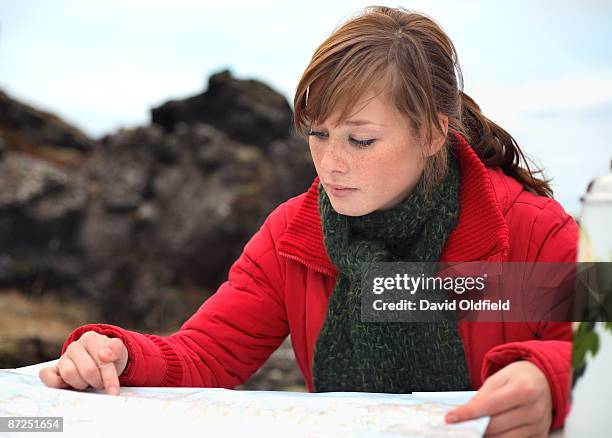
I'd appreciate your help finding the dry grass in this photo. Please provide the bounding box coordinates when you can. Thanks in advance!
[0,289,97,343]
[0,289,100,367]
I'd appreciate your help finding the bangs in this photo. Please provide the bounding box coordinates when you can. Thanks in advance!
[295,60,425,141]
[296,53,394,136]
[292,6,444,146]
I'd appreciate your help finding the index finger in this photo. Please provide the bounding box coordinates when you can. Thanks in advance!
[98,359,120,396]
[446,382,522,422]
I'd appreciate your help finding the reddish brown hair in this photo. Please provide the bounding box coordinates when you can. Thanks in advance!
[293,5,552,196]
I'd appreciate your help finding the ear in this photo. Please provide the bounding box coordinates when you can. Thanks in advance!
[425,113,449,157]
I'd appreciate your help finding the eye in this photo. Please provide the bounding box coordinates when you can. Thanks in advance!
[306,128,327,139]
[349,137,376,148]
[308,129,376,148]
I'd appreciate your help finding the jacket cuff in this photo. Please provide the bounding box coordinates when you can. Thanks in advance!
[61,323,183,387]
[480,340,571,431]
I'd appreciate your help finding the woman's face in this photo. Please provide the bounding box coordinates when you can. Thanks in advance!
[308,90,428,216]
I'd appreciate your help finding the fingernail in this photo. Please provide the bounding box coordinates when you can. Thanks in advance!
[108,386,118,396]
[446,414,458,423]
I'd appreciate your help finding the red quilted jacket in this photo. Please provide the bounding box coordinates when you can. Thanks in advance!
[62,132,578,430]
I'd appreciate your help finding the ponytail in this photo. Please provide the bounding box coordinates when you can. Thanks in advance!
[458,91,553,197]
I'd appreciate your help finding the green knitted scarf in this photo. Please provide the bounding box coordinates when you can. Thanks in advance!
[312,153,470,393]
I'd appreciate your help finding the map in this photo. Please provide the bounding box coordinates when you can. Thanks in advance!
[0,360,489,437]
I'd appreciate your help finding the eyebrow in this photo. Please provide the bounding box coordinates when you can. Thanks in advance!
[343,119,387,127]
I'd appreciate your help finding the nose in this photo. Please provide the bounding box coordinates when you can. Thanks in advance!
[319,139,349,174]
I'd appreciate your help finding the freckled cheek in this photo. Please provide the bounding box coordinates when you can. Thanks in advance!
[353,156,395,192]
[359,153,417,195]
[308,142,316,158]
[308,143,323,170]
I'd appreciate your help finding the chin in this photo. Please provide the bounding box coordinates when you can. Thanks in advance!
[329,200,372,217]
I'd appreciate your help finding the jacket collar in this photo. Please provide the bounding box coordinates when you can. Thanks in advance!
[277,131,510,276]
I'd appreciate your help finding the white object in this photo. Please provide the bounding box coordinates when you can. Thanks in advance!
[577,159,612,262]
[1,360,488,438]
[565,160,612,437]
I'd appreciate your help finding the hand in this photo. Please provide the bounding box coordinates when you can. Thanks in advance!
[445,360,552,437]
[39,331,129,396]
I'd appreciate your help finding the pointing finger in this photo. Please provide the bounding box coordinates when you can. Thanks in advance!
[99,362,120,395]
[446,381,520,423]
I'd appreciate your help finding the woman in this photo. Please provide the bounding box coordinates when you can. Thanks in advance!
[40,6,577,437]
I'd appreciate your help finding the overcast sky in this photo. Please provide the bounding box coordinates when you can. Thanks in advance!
[1,0,611,214]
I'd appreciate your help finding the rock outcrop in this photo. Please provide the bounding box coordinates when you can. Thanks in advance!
[0,90,95,166]
[152,69,294,148]
[0,69,313,391]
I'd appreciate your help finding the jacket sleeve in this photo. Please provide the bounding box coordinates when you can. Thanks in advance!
[61,204,290,389]
[481,199,578,431]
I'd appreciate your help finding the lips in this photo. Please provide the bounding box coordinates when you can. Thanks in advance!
[326,183,356,190]
[324,182,358,198]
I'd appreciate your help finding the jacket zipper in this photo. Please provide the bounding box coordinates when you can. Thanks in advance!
[278,251,335,277]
